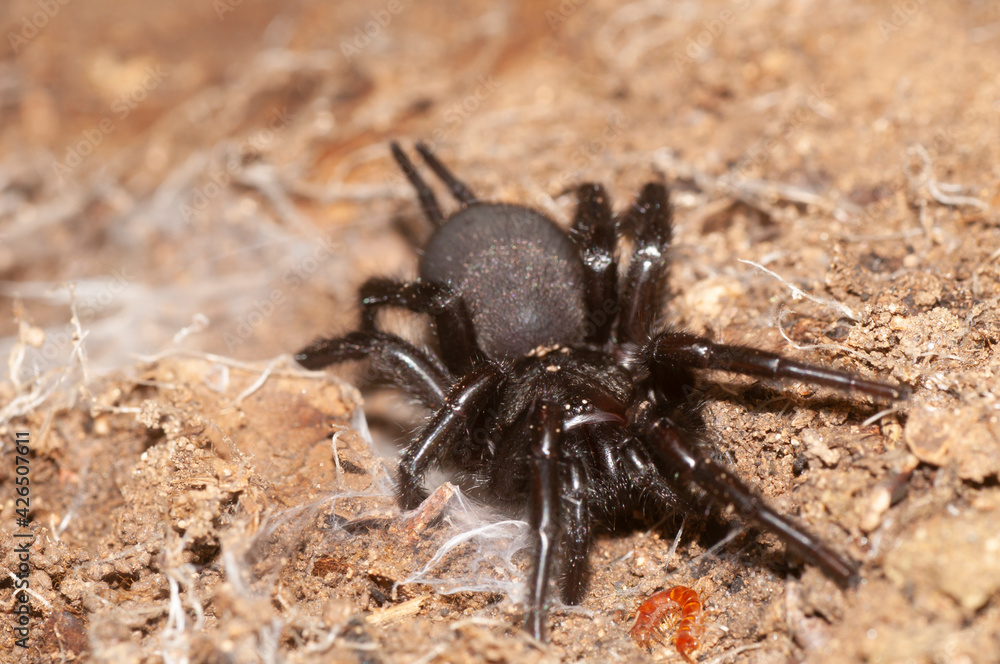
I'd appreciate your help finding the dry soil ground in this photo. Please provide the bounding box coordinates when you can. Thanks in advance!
[1,1,1000,663]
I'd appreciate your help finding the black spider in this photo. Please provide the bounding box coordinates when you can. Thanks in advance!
[295,142,908,640]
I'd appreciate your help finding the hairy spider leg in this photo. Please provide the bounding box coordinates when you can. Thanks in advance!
[524,400,563,641]
[357,277,481,375]
[616,434,680,504]
[568,183,618,346]
[396,362,505,509]
[295,330,453,409]
[484,397,593,608]
[415,142,479,206]
[557,456,591,605]
[519,414,687,639]
[618,183,673,346]
[649,331,909,401]
[391,141,447,226]
[645,415,858,586]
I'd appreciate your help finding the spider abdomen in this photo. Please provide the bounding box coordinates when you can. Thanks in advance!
[420,203,587,359]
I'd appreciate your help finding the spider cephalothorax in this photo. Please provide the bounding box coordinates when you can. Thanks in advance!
[296,142,908,640]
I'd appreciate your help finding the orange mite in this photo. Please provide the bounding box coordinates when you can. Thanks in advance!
[630,585,704,663]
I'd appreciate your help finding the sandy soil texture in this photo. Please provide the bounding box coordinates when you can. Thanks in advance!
[2,1,999,662]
